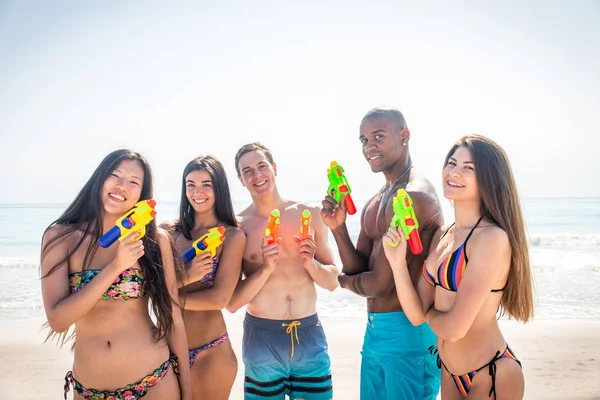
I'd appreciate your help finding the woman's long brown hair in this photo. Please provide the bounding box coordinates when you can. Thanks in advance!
[445,135,534,322]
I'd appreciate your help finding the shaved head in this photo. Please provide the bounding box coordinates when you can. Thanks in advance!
[361,107,407,131]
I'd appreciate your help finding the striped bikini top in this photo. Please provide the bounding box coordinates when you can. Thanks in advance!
[423,218,505,292]
[69,268,145,300]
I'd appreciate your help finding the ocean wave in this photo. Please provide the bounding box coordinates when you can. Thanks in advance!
[528,233,600,249]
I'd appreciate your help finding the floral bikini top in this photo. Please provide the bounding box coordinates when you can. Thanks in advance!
[69,268,145,300]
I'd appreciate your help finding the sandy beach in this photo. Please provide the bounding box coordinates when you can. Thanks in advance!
[1,314,598,400]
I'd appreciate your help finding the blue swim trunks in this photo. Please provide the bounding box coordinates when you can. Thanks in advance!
[243,313,333,400]
[360,311,440,400]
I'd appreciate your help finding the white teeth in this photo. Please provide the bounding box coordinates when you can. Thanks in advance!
[368,155,381,161]
[109,193,125,201]
[193,199,207,204]
[447,181,464,188]
[254,180,267,187]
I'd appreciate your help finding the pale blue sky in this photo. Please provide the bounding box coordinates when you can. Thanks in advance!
[1,1,598,206]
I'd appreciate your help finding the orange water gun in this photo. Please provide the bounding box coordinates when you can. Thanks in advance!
[264,209,280,244]
[299,209,311,240]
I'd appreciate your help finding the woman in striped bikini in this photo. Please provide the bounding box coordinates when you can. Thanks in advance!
[382,135,534,399]
[163,155,245,400]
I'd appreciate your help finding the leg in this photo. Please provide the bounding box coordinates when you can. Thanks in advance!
[242,318,288,400]
[359,349,384,400]
[190,339,238,400]
[289,321,333,400]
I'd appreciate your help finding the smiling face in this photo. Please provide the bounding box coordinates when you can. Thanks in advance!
[237,150,277,196]
[101,159,144,216]
[442,146,480,201]
[359,115,407,173]
[185,169,215,214]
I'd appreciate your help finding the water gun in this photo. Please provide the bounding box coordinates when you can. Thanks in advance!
[182,226,226,264]
[389,189,423,254]
[327,161,357,215]
[99,199,157,248]
[264,209,280,244]
[299,209,311,240]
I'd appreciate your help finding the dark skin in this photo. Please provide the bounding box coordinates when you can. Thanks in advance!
[321,113,443,312]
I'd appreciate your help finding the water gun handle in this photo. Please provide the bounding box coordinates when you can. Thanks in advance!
[345,195,357,215]
[182,247,197,264]
[407,229,423,255]
[99,226,122,248]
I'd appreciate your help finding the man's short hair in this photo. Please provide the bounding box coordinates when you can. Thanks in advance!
[361,106,407,130]
[234,142,275,176]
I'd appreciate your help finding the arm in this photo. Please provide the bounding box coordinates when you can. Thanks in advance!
[226,235,278,313]
[321,194,371,275]
[337,240,394,298]
[426,227,510,342]
[181,228,245,311]
[157,229,192,400]
[299,205,339,291]
[340,189,443,300]
[383,226,443,325]
[41,226,142,333]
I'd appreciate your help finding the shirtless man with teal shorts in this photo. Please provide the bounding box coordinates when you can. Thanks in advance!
[321,107,443,399]
[227,142,339,400]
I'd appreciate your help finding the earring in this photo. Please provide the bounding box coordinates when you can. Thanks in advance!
[402,142,407,146]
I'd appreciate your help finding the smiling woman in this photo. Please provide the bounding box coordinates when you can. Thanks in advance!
[39,149,192,400]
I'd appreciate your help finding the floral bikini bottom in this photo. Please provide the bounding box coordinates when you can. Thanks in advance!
[64,354,179,399]
[188,332,229,368]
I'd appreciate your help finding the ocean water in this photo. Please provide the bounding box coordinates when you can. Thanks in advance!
[1,198,599,321]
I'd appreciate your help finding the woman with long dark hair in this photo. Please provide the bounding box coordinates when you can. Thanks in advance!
[162,155,245,400]
[41,149,191,399]
[383,135,534,399]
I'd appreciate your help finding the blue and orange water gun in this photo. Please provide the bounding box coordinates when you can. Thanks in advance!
[264,209,280,245]
[182,226,226,264]
[99,199,157,248]
[390,189,423,254]
[327,161,357,215]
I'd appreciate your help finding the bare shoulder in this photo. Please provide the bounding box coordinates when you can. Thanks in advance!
[159,219,177,230]
[156,226,173,249]
[236,205,257,227]
[42,224,75,249]
[406,171,440,206]
[473,224,509,249]
[225,225,246,240]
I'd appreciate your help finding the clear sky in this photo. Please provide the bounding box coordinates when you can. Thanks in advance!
[0,1,598,206]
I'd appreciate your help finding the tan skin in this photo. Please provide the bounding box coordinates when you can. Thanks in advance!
[383,146,524,399]
[321,115,442,313]
[227,149,338,320]
[163,169,245,400]
[41,160,191,399]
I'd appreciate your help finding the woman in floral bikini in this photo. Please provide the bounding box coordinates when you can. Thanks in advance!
[163,155,245,400]
[41,149,191,399]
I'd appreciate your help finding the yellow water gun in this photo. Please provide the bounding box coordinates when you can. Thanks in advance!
[99,199,157,248]
[182,226,227,263]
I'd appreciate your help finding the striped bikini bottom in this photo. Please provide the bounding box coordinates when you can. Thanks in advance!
[430,345,521,398]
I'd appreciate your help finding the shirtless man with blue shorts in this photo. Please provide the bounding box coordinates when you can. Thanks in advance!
[227,142,339,400]
[321,107,443,399]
